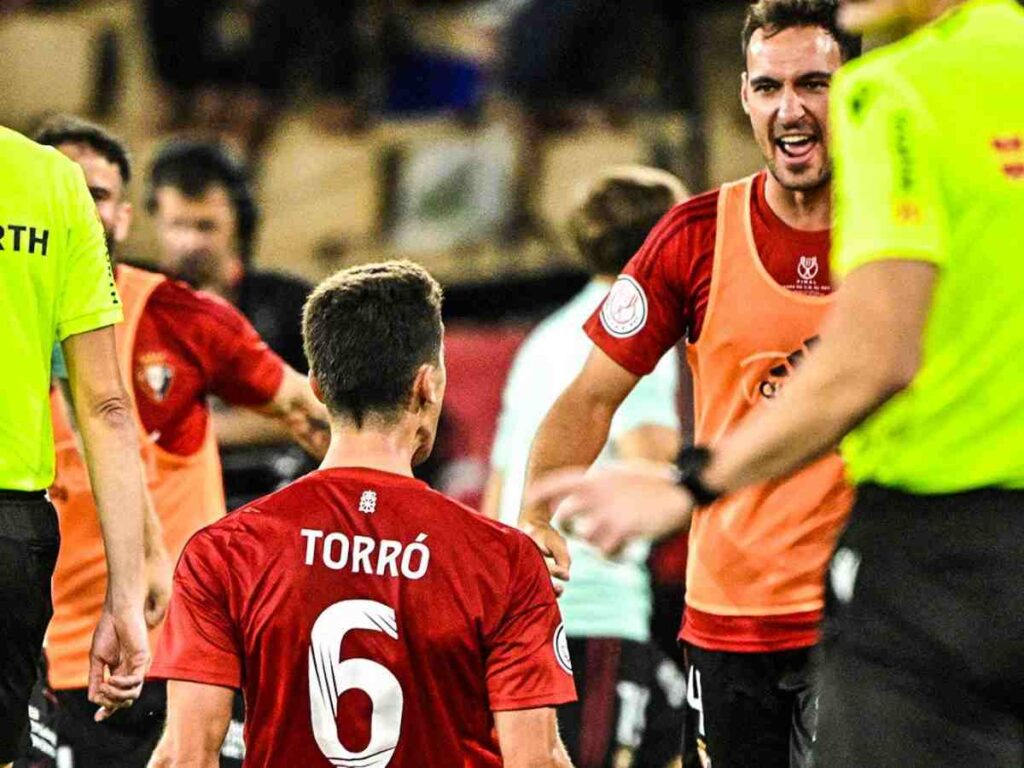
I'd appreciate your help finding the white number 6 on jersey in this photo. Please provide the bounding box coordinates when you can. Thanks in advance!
[309,599,404,767]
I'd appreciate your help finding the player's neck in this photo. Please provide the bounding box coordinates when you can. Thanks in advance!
[763,173,831,231]
[319,429,416,478]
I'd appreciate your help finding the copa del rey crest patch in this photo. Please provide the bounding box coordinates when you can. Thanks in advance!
[136,351,174,402]
[600,275,648,339]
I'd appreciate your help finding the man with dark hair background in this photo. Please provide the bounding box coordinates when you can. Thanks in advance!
[21,115,328,768]
[149,261,576,768]
[519,2,861,766]
[144,138,315,508]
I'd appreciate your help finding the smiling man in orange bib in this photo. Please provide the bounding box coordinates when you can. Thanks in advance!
[519,3,860,766]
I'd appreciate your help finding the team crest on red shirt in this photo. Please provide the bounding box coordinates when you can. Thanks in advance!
[600,276,648,339]
[797,256,819,282]
[136,352,174,402]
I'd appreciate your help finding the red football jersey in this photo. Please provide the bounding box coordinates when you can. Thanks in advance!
[151,467,576,767]
[130,275,285,455]
[583,170,832,375]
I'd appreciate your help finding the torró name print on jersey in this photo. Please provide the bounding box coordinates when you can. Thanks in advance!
[301,528,431,580]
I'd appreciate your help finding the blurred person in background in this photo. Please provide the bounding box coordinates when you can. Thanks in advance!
[483,166,685,768]
[501,0,698,240]
[520,2,861,767]
[21,115,328,768]
[142,0,383,149]
[145,138,316,509]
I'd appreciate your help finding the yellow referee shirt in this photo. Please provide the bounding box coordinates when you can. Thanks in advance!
[0,126,122,491]
[832,0,1024,492]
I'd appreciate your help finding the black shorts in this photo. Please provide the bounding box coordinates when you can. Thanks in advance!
[683,644,817,768]
[558,636,686,768]
[0,492,60,763]
[815,484,1024,767]
[18,674,247,768]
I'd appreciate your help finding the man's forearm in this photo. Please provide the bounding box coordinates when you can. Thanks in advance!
[76,394,146,605]
[256,368,331,459]
[521,390,614,525]
[213,407,292,448]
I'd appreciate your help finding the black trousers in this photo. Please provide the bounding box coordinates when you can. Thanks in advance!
[683,644,817,768]
[816,484,1024,767]
[0,493,59,763]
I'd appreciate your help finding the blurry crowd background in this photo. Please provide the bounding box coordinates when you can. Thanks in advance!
[0,0,812,665]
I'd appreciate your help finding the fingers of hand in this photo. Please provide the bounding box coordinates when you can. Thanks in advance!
[525,468,589,512]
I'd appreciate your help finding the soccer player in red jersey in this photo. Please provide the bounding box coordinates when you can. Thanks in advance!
[148,262,577,768]
[520,3,861,767]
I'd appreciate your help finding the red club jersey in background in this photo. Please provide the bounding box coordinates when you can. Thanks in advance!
[151,467,576,767]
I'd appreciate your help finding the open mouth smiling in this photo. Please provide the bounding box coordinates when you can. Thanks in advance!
[775,133,819,161]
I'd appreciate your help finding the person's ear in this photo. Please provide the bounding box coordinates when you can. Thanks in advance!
[308,370,325,404]
[740,71,752,116]
[412,363,442,411]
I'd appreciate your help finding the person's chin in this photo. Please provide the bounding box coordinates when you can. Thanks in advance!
[772,161,830,193]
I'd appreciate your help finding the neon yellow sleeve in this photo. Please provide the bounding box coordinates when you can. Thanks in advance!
[830,67,949,277]
[56,161,122,340]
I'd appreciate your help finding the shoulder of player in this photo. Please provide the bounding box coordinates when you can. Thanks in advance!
[147,279,252,331]
[650,190,719,243]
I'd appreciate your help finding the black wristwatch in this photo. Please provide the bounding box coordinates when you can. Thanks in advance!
[674,446,722,506]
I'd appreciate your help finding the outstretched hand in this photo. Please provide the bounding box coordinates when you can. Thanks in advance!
[526,461,695,557]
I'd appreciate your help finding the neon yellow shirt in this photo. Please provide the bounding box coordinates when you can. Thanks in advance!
[832,0,1024,493]
[0,126,122,490]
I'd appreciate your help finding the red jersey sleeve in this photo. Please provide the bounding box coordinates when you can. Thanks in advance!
[186,288,286,406]
[149,526,243,689]
[584,193,718,375]
[484,534,577,712]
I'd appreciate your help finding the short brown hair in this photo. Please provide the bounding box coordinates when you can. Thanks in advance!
[568,167,687,277]
[742,0,861,64]
[33,114,132,185]
[303,261,444,427]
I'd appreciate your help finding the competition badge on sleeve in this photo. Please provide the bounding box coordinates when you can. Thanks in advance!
[600,276,648,339]
[553,624,573,675]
